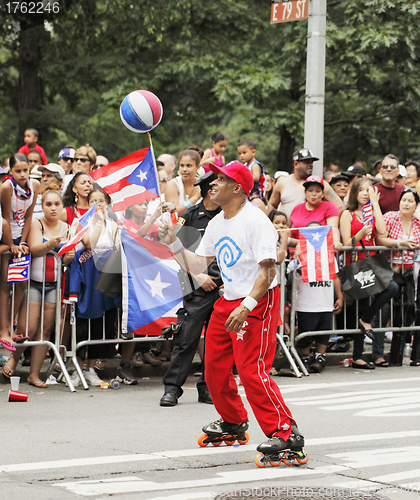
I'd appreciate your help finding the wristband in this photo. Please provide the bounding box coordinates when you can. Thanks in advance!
[184,200,193,209]
[20,241,28,246]
[168,238,183,253]
[241,295,258,312]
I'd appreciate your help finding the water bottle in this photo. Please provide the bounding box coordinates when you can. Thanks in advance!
[403,344,412,366]
[109,378,120,389]
[340,358,353,367]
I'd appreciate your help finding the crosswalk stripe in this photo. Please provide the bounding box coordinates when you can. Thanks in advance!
[3,430,420,473]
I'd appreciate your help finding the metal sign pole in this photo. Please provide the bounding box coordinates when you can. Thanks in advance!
[303,0,326,176]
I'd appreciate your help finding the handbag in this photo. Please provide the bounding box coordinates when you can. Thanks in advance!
[94,227,122,299]
[338,240,394,300]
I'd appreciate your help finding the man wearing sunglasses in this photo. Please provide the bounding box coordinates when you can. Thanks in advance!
[376,154,403,214]
[57,146,76,176]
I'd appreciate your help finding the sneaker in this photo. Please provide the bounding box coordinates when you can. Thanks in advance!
[143,350,162,366]
[310,353,326,373]
[116,364,138,385]
[66,370,81,388]
[131,352,144,367]
[120,331,134,340]
[84,368,103,386]
[95,359,105,370]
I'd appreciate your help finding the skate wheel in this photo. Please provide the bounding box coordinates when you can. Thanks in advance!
[296,450,309,465]
[224,435,235,446]
[254,453,267,468]
[198,434,209,447]
[269,458,282,467]
[237,432,250,445]
[283,454,295,465]
[211,440,222,446]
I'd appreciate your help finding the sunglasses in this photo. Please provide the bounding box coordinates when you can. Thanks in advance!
[382,165,397,170]
[62,157,75,162]
[74,157,91,163]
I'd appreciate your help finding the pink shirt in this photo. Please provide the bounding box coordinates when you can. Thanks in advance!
[290,201,339,238]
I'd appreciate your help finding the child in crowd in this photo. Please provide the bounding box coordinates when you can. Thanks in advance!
[268,210,290,264]
[237,138,267,200]
[2,185,74,385]
[18,128,47,165]
[0,153,40,351]
[294,222,343,373]
[200,132,227,172]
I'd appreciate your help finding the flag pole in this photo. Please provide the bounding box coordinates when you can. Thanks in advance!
[147,132,163,214]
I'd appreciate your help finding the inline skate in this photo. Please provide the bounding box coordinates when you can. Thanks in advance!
[198,419,250,447]
[255,422,308,467]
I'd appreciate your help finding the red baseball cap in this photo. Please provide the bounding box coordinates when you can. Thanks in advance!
[208,160,254,196]
[303,175,324,190]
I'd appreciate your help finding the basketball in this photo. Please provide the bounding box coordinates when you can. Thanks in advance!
[120,90,163,133]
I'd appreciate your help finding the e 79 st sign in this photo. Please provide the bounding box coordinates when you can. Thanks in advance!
[270,0,308,23]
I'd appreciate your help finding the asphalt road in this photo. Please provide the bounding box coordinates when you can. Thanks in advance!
[1,357,420,500]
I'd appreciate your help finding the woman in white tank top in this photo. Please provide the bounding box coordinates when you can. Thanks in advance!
[165,149,202,216]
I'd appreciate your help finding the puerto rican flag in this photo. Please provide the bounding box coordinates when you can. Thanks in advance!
[57,203,97,257]
[90,148,159,212]
[120,229,183,335]
[298,226,336,283]
[7,256,31,283]
[362,201,373,240]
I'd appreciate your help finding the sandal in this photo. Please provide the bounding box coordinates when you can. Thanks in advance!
[0,339,16,352]
[410,361,420,367]
[374,360,389,367]
[2,361,15,378]
[12,334,30,344]
[158,355,171,362]
[29,380,47,388]
[358,320,374,341]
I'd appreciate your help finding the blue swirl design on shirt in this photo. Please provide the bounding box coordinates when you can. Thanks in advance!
[214,237,243,282]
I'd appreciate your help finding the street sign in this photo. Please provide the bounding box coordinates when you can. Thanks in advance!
[270,0,308,23]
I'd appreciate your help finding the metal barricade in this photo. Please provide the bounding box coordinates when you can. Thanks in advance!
[280,245,420,376]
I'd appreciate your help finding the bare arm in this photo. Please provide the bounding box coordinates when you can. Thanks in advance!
[324,180,345,214]
[165,179,201,216]
[224,259,277,333]
[267,177,286,212]
[158,222,214,275]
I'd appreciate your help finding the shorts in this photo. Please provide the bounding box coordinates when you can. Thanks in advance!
[25,280,57,304]
[296,311,332,348]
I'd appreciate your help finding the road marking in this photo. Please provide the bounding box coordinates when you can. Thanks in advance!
[280,377,420,395]
[3,430,420,473]
[54,466,347,496]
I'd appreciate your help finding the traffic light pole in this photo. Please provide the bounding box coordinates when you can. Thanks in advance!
[303,0,326,176]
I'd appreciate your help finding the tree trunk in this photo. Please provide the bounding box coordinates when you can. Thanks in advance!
[17,22,44,149]
[276,125,296,173]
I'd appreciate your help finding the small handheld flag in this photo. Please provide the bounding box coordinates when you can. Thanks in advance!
[57,203,97,257]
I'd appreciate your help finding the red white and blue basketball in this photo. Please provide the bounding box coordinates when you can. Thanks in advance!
[120,90,163,133]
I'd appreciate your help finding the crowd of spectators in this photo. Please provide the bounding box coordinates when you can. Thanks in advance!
[0,129,419,396]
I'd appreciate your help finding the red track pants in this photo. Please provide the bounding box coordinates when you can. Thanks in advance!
[205,287,294,439]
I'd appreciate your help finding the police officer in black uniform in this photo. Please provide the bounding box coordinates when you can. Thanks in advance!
[160,172,222,406]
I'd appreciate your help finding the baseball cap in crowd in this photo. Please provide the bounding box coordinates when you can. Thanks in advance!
[209,160,254,196]
[303,175,324,190]
[343,164,366,177]
[57,147,75,162]
[39,163,66,180]
[194,171,217,195]
[292,148,319,162]
[329,174,350,186]
[29,165,43,180]
[274,171,289,179]
[398,165,407,178]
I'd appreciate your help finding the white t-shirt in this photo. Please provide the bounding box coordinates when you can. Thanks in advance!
[295,271,334,312]
[196,202,277,301]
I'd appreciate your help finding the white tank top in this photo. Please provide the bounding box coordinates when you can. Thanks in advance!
[95,220,114,249]
[173,176,202,206]
[8,179,34,239]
